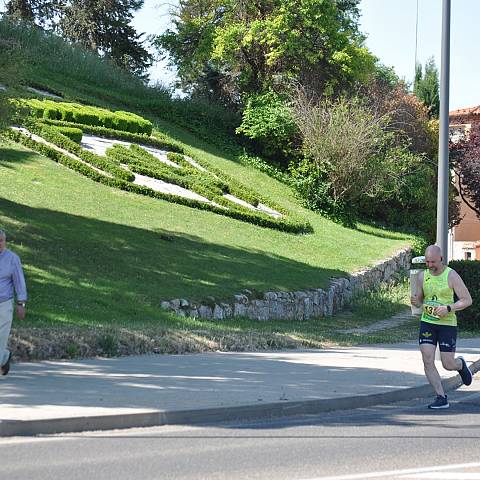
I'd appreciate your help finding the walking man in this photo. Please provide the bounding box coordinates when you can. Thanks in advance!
[0,229,27,376]
[411,245,473,409]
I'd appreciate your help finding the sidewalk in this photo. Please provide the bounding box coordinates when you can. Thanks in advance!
[1,339,479,436]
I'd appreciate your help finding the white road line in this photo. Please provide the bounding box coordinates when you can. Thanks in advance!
[401,474,480,479]
[301,463,480,480]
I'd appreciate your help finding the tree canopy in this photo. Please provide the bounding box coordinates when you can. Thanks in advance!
[413,57,440,119]
[156,0,375,105]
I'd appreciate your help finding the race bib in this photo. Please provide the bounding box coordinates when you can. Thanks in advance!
[423,300,442,319]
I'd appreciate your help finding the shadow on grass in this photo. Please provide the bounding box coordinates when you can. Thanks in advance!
[0,197,344,328]
[0,145,41,169]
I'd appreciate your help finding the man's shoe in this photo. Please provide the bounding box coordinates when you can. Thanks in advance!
[428,395,449,409]
[458,356,473,386]
[1,351,12,376]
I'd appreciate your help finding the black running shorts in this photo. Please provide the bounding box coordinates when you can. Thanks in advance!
[418,321,457,352]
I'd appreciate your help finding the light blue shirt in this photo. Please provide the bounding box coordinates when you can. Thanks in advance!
[0,249,27,303]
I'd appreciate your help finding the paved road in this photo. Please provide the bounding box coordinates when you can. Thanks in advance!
[2,380,480,480]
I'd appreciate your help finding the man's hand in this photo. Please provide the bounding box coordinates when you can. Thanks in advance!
[434,305,449,318]
[411,294,422,307]
[16,304,25,320]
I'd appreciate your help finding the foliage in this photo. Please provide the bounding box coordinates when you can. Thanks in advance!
[4,0,152,77]
[413,57,440,119]
[0,17,241,149]
[290,94,391,222]
[54,126,83,143]
[449,260,480,330]
[25,99,153,134]
[362,73,435,156]
[40,119,184,152]
[9,121,312,233]
[450,122,480,220]
[4,0,58,25]
[238,153,290,184]
[0,33,27,131]
[236,91,300,164]
[290,90,443,234]
[57,0,152,78]
[155,0,375,105]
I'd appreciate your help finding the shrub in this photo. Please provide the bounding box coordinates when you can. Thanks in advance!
[40,119,183,152]
[54,126,83,143]
[448,260,480,331]
[236,91,300,164]
[24,99,153,135]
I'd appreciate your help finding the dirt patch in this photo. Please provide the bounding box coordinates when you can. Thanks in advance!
[10,326,305,361]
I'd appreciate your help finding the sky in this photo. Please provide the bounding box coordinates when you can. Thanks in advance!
[133,0,479,110]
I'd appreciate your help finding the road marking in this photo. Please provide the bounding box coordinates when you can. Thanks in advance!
[401,474,480,479]
[302,462,480,480]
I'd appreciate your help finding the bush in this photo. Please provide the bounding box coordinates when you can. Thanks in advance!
[40,119,184,152]
[236,91,300,164]
[54,126,83,143]
[24,100,153,135]
[449,260,480,331]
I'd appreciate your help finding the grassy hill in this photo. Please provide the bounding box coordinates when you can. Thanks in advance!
[0,19,415,354]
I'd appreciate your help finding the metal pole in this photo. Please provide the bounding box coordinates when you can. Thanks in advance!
[436,0,451,263]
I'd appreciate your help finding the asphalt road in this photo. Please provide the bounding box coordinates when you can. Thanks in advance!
[2,384,480,480]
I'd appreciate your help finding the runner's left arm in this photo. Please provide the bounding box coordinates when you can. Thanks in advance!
[450,272,473,312]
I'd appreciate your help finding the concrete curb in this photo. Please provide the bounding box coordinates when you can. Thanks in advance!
[2,358,479,437]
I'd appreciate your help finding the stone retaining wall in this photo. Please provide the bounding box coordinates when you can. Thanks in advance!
[160,247,412,321]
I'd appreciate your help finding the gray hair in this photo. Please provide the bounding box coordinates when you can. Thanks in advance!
[0,230,6,239]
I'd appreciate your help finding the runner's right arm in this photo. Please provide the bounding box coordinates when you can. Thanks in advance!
[411,270,424,307]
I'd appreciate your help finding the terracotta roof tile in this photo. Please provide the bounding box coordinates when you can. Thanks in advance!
[450,105,480,116]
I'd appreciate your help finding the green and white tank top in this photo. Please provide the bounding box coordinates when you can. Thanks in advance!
[421,267,457,326]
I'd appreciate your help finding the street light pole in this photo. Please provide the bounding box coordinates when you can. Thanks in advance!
[436,0,451,263]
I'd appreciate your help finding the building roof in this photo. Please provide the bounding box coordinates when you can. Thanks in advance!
[450,105,480,117]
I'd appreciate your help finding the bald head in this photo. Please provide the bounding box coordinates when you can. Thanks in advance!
[425,244,445,274]
[425,245,442,258]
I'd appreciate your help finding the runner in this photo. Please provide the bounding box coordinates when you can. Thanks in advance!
[411,245,473,409]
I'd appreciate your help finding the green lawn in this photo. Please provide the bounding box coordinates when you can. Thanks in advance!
[0,19,416,349]
[0,139,411,329]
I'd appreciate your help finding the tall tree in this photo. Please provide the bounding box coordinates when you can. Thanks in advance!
[413,57,440,119]
[57,0,152,77]
[155,0,375,105]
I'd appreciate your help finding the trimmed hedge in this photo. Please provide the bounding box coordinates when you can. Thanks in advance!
[54,126,83,143]
[25,99,153,135]
[39,119,184,153]
[7,128,312,234]
[449,260,480,330]
[25,121,134,182]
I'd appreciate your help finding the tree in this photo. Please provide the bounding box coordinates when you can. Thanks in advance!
[413,57,440,119]
[451,123,480,219]
[155,0,375,105]
[4,0,152,77]
[57,0,152,78]
[4,0,58,25]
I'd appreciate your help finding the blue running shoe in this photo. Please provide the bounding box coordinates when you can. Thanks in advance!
[458,356,473,386]
[428,395,449,409]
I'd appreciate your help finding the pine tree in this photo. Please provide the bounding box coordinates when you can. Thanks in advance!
[413,57,440,119]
